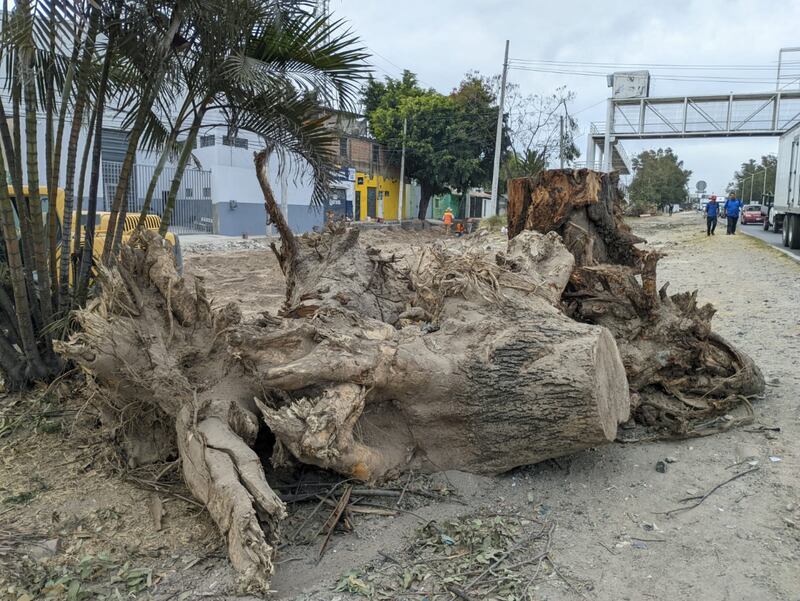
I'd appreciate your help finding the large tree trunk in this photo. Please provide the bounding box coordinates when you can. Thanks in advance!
[57,155,633,589]
[507,169,765,438]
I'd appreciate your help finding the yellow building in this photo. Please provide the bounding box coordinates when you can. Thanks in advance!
[354,172,401,221]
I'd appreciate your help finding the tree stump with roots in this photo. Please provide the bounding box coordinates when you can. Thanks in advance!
[55,159,762,590]
[507,169,764,438]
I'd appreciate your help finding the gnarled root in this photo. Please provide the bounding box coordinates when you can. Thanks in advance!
[57,232,286,592]
[177,398,286,590]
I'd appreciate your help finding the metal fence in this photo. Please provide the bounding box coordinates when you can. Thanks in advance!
[102,161,213,234]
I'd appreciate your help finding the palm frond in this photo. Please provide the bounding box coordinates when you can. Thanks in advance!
[224,11,370,112]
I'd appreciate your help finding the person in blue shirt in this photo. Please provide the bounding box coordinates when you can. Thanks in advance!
[724,192,742,235]
[705,195,719,235]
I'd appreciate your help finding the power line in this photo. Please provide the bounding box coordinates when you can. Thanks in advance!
[508,58,800,71]
[507,65,786,85]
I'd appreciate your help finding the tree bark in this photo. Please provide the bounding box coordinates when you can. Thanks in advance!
[417,180,433,220]
[20,0,55,333]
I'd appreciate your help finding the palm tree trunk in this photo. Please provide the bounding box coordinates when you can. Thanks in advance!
[158,108,205,237]
[136,128,179,226]
[45,1,59,305]
[9,84,41,330]
[137,95,195,228]
[76,39,114,304]
[59,8,99,313]
[0,285,21,347]
[0,165,47,383]
[21,39,56,333]
[103,4,185,262]
[100,83,155,264]
[73,108,97,283]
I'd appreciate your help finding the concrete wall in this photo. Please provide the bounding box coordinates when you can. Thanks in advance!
[193,134,323,234]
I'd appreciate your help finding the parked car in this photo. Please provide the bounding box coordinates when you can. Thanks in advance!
[740,204,765,225]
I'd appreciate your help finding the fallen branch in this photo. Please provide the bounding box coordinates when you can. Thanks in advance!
[660,466,760,516]
[446,584,479,601]
[318,485,352,560]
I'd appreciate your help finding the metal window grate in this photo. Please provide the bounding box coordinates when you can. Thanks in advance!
[109,161,215,234]
[222,135,249,149]
[200,135,215,148]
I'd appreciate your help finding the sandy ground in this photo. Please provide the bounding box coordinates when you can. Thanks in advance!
[1,213,798,601]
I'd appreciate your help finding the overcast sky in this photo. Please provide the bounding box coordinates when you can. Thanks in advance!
[330,0,800,196]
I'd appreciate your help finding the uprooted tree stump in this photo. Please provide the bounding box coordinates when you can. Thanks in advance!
[56,155,636,590]
[507,169,765,438]
[56,162,765,589]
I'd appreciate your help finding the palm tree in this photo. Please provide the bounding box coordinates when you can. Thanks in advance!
[0,0,122,387]
[130,1,369,235]
[0,0,369,390]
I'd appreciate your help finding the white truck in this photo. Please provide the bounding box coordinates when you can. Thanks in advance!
[770,121,800,248]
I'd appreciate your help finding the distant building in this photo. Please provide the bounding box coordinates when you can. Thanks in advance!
[431,188,495,220]
[326,111,420,221]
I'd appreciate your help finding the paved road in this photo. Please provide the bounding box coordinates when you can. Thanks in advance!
[738,222,800,262]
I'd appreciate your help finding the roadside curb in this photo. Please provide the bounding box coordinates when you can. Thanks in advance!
[739,227,800,264]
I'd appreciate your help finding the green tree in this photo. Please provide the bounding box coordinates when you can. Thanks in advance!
[365,71,501,219]
[727,155,777,203]
[628,148,692,214]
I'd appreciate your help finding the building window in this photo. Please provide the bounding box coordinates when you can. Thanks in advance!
[384,191,390,198]
[200,134,215,148]
[202,187,212,198]
[371,144,380,165]
[221,135,248,148]
[185,188,193,198]
[357,177,364,185]
[339,137,348,157]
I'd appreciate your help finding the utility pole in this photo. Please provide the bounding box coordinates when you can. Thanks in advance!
[490,40,509,215]
[559,115,565,169]
[749,173,755,202]
[398,117,407,223]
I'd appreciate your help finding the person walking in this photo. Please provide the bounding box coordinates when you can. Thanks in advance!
[724,192,742,235]
[669,203,674,217]
[705,195,719,236]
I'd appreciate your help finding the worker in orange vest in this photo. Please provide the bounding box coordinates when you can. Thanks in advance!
[443,207,454,234]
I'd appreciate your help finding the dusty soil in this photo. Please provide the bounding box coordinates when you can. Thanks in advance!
[1,213,798,600]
